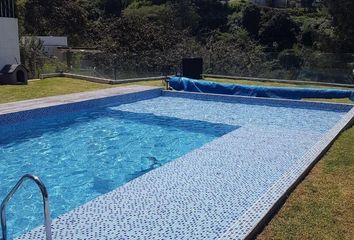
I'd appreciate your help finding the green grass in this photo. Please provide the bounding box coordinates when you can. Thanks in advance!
[0,78,164,104]
[1,76,352,104]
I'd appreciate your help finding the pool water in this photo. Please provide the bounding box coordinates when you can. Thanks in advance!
[0,94,349,239]
[0,104,236,238]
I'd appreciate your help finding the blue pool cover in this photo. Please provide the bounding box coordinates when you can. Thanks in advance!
[168,76,354,101]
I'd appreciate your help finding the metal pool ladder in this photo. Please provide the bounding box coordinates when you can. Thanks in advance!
[1,174,52,240]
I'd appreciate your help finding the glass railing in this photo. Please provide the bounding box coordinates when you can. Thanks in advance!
[37,50,354,85]
[206,51,354,84]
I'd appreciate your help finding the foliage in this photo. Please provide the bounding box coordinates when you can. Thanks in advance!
[41,58,68,75]
[278,49,303,70]
[20,37,45,78]
[169,0,201,31]
[326,0,354,51]
[206,31,265,76]
[24,0,89,45]
[93,15,206,76]
[241,4,261,38]
[16,0,354,82]
[123,3,172,23]
[259,11,300,51]
[228,0,250,11]
[194,0,230,32]
[99,0,128,17]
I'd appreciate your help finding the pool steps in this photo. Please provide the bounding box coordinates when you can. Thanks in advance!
[0,174,52,240]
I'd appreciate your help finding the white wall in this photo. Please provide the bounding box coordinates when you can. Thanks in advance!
[0,17,21,69]
[252,0,268,6]
[37,36,68,47]
[38,36,68,56]
[22,36,68,57]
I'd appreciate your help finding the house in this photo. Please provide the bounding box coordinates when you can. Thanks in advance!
[252,0,288,8]
[0,0,21,69]
[22,36,69,57]
[0,0,28,84]
[252,0,319,8]
[37,36,68,57]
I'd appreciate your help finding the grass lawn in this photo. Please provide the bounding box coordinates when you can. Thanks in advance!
[2,77,351,104]
[0,78,165,104]
[0,77,353,238]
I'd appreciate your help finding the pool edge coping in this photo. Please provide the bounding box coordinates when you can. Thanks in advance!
[163,90,354,108]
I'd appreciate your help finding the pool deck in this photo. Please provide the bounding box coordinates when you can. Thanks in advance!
[1,87,353,240]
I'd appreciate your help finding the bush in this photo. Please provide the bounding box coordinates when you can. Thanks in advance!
[20,37,45,78]
[259,11,300,51]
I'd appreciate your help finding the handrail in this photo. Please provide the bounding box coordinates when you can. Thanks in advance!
[1,174,52,240]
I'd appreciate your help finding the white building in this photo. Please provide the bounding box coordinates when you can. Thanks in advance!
[22,36,69,57]
[37,36,68,57]
[0,0,21,69]
[252,0,288,8]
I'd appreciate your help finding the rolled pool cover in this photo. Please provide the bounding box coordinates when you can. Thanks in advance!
[168,76,354,102]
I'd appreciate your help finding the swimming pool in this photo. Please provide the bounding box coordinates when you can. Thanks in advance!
[1,87,353,239]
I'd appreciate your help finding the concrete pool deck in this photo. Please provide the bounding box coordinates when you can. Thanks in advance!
[1,87,353,240]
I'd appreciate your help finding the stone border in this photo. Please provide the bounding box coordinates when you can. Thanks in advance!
[204,74,354,89]
[162,90,354,112]
[39,72,167,85]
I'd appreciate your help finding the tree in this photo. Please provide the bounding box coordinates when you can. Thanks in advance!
[259,12,300,51]
[326,0,354,51]
[24,0,88,45]
[241,4,261,38]
[100,0,129,17]
[301,0,315,8]
[20,37,45,78]
[95,15,206,75]
[207,31,265,76]
[168,0,201,31]
[194,0,230,32]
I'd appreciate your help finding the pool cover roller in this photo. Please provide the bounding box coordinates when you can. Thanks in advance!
[168,76,354,102]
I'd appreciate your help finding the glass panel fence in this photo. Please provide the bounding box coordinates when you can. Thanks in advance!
[36,50,354,85]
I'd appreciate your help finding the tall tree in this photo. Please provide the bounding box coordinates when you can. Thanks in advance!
[194,0,229,32]
[169,0,200,31]
[241,4,261,38]
[259,12,300,51]
[24,0,88,45]
[20,37,45,78]
[100,0,128,17]
[326,0,354,51]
